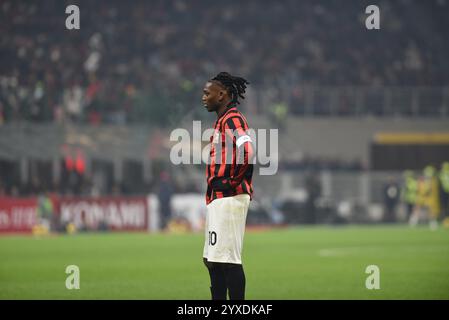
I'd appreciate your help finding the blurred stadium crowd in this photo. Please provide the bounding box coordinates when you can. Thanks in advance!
[1,0,448,124]
[1,0,448,229]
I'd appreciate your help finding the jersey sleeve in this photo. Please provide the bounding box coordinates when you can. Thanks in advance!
[223,116,255,188]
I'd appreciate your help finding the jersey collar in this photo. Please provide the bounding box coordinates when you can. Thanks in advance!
[217,103,237,121]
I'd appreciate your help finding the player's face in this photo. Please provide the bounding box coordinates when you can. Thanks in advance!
[202,82,225,112]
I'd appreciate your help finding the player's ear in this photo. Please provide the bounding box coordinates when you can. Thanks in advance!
[218,90,225,101]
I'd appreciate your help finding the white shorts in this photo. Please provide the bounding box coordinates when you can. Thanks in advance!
[203,194,250,264]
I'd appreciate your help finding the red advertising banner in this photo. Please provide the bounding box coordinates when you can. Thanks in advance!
[57,196,149,231]
[0,197,38,233]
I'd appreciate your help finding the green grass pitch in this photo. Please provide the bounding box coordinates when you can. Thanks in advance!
[1,225,448,299]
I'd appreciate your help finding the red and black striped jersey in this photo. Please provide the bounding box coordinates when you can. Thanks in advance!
[206,105,254,205]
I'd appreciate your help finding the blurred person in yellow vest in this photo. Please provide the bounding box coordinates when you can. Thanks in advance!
[409,165,440,230]
[424,165,441,229]
[409,174,427,227]
[270,102,288,131]
[33,192,54,236]
[401,170,417,221]
[439,162,449,227]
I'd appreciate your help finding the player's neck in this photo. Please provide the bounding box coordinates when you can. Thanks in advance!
[216,100,234,118]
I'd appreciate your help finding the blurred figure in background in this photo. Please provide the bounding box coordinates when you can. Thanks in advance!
[0,180,5,196]
[438,162,449,227]
[409,165,440,230]
[401,170,417,221]
[33,192,54,236]
[305,171,321,224]
[270,102,288,132]
[409,174,427,227]
[383,177,400,223]
[157,170,174,231]
[424,165,441,230]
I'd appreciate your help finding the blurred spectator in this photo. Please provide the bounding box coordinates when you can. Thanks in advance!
[424,165,441,229]
[304,171,321,224]
[1,0,448,124]
[270,102,288,131]
[409,165,441,229]
[157,170,174,230]
[37,192,55,231]
[400,170,417,221]
[0,180,5,196]
[383,177,400,223]
[438,162,449,223]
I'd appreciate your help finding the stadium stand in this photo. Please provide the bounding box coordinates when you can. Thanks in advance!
[1,0,448,124]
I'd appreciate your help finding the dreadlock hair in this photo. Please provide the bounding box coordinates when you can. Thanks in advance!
[210,72,250,105]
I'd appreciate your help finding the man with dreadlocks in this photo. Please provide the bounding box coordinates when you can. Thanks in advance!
[201,72,255,300]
